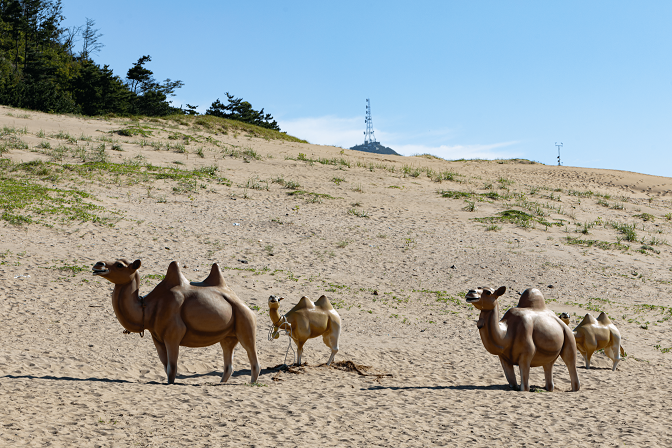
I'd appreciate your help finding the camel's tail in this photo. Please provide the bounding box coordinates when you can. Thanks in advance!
[620,345,626,357]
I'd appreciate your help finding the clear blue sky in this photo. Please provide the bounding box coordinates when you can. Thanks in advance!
[62,1,671,177]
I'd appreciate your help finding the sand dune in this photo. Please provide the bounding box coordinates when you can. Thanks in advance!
[1,105,671,446]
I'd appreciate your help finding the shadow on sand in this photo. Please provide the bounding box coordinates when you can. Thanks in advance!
[0,374,135,384]
[0,366,277,386]
[364,384,512,392]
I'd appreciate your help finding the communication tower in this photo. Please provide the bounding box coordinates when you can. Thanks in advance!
[555,142,563,166]
[363,99,377,145]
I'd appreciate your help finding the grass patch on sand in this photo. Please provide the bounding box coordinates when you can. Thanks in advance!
[474,209,560,229]
[45,263,90,276]
[608,222,638,242]
[32,159,231,187]
[114,125,154,137]
[0,161,118,227]
[173,114,307,143]
[440,190,506,201]
[286,153,352,168]
[288,190,338,203]
[634,213,655,222]
[348,208,369,218]
[564,236,630,251]
[0,157,235,225]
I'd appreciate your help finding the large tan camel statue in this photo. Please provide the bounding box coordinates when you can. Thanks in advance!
[268,295,341,366]
[93,259,260,384]
[465,286,580,392]
[573,312,625,371]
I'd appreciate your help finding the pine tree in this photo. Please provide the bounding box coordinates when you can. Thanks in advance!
[206,92,280,130]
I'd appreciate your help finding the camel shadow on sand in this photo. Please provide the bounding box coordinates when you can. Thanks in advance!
[1,374,135,384]
[364,384,513,392]
[365,384,556,392]
[0,367,278,386]
[580,366,615,371]
[142,367,282,385]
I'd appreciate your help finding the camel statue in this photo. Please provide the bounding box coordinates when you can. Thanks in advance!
[559,312,571,326]
[465,286,580,392]
[573,312,625,371]
[268,295,341,366]
[93,259,260,384]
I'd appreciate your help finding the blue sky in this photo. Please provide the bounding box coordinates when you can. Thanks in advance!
[61,1,671,177]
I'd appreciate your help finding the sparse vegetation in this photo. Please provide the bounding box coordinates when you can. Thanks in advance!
[463,201,476,212]
[634,213,655,222]
[474,210,559,229]
[609,222,638,242]
[0,162,118,226]
[348,208,369,218]
[564,237,629,251]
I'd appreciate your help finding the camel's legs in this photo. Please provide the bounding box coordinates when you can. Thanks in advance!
[220,337,238,383]
[326,348,338,366]
[518,355,533,392]
[151,335,168,374]
[499,357,518,390]
[607,334,622,371]
[164,341,180,384]
[164,342,181,385]
[323,320,341,366]
[560,338,581,392]
[235,326,259,384]
[296,340,306,366]
[542,363,554,392]
[162,323,186,385]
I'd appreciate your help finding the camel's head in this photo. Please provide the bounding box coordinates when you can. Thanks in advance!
[465,286,506,311]
[559,312,571,326]
[92,259,141,284]
[268,295,284,310]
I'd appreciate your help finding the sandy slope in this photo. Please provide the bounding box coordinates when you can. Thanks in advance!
[1,105,671,447]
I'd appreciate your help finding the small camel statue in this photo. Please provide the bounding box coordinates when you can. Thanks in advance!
[93,259,260,384]
[268,295,341,366]
[559,312,571,326]
[573,312,625,371]
[465,286,580,392]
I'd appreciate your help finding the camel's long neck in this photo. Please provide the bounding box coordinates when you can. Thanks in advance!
[269,307,282,328]
[111,273,145,333]
[478,301,507,356]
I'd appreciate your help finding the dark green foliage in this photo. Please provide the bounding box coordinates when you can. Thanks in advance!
[0,0,76,113]
[0,2,281,124]
[206,92,280,131]
[0,3,182,116]
[126,55,153,94]
[125,55,183,116]
[70,60,131,115]
[182,104,198,115]
[474,209,561,229]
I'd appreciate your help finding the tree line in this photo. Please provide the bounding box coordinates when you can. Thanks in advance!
[0,0,280,130]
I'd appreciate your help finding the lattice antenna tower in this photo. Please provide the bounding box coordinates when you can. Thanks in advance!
[364,98,377,145]
[555,142,563,166]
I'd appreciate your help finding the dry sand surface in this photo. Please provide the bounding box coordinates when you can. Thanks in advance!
[1,105,672,447]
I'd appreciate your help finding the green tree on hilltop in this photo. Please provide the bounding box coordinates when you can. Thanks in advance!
[125,54,183,115]
[206,92,280,130]
[0,1,281,124]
